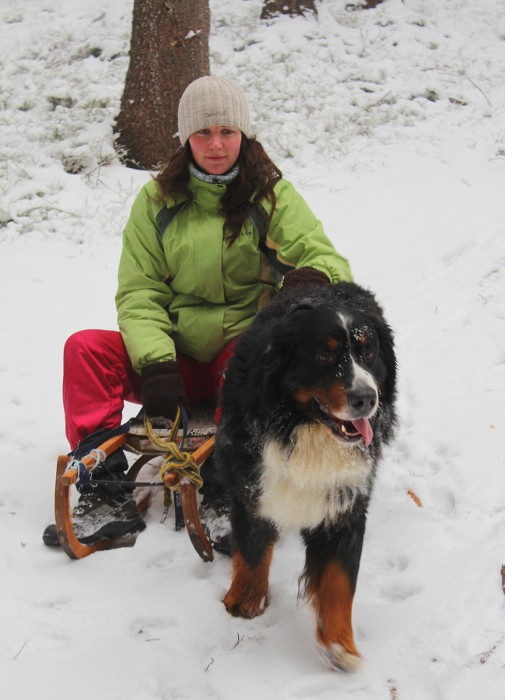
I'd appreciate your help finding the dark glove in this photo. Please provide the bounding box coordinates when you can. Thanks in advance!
[141,361,189,419]
[281,267,331,291]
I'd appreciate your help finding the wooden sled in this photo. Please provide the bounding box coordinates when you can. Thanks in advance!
[54,410,216,562]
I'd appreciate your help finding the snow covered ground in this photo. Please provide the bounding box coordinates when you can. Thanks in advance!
[1,0,504,698]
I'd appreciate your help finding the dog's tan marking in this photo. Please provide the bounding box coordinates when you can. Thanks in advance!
[306,560,361,671]
[223,545,274,619]
[293,383,348,412]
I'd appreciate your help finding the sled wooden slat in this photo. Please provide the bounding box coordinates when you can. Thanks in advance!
[55,455,110,559]
[61,434,129,486]
[162,436,215,562]
[181,480,214,562]
[181,436,215,562]
[53,428,215,562]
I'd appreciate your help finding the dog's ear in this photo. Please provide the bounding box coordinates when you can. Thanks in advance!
[244,330,289,415]
[244,302,317,415]
[376,319,397,403]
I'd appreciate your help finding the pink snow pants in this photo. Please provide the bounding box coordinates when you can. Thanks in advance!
[63,329,238,450]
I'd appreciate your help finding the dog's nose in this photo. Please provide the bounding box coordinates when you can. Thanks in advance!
[348,387,377,415]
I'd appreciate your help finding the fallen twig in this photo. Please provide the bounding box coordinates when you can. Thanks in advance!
[407,489,423,508]
[478,645,496,664]
[12,640,28,660]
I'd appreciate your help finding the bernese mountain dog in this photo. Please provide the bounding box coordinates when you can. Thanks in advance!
[214,282,397,671]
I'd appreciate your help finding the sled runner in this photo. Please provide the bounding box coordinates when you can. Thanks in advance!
[53,407,216,562]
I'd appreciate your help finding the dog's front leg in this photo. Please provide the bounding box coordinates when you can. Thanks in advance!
[223,545,274,619]
[302,520,365,671]
[223,504,278,619]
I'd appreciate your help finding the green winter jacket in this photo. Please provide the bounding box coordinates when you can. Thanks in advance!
[116,175,352,371]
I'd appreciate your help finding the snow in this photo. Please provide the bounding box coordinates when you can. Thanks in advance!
[1,0,504,698]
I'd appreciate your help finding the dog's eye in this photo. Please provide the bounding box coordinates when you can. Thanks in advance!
[317,351,336,366]
[363,349,375,364]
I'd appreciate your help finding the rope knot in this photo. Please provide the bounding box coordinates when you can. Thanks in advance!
[143,412,203,490]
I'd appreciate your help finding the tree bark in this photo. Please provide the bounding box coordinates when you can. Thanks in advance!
[114,0,210,169]
[261,0,317,20]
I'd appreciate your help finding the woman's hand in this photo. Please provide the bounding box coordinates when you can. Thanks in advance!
[281,267,330,291]
[141,361,189,419]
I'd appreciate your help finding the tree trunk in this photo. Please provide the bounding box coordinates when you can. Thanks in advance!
[261,0,317,20]
[114,0,210,169]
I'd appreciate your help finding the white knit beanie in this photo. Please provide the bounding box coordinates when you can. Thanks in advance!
[177,75,254,146]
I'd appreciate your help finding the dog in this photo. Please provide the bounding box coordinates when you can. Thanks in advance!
[214,282,397,671]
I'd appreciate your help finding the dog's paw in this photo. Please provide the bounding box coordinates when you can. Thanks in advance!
[318,642,362,672]
[223,589,268,619]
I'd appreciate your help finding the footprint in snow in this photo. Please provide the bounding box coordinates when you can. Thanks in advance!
[384,553,409,573]
[380,580,423,602]
[130,615,179,640]
[145,550,177,569]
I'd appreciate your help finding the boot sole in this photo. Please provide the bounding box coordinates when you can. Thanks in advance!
[42,518,146,548]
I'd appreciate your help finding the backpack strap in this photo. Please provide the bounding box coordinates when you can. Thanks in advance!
[247,203,293,276]
[156,200,189,238]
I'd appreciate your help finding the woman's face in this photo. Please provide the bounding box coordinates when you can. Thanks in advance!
[188,126,242,175]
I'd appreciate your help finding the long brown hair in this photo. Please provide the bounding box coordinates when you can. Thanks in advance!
[155,137,282,245]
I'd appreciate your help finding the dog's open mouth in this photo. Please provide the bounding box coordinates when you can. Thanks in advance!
[312,399,374,447]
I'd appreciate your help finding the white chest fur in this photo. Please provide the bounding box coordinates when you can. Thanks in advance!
[259,423,372,530]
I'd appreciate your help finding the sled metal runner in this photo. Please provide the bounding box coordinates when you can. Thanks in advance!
[54,415,215,562]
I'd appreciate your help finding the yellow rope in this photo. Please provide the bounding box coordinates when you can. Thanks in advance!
[143,412,203,490]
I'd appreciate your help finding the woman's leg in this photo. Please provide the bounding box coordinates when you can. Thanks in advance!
[63,329,141,450]
[58,332,239,548]
[64,330,239,450]
[44,330,144,547]
[176,337,239,410]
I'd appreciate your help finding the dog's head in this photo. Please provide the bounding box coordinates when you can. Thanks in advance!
[242,284,396,448]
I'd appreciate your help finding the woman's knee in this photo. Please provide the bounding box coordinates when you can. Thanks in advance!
[64,329,123,363]
[64,329,101,357]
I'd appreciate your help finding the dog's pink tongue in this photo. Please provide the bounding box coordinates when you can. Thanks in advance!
[351,418,373,447]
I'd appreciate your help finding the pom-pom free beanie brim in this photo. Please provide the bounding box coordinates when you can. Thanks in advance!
[178,75,254,145]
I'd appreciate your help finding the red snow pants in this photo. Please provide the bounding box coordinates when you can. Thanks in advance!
[63,329,238,450]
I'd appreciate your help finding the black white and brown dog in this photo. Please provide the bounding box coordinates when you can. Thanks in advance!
[214,281,397,671]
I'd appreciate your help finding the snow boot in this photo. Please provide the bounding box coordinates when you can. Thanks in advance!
[43,431,145,547]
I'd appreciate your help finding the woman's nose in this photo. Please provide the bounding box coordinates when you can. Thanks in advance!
[208,134,223,150]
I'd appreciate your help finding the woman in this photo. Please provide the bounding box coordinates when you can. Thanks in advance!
[44,76,353,550]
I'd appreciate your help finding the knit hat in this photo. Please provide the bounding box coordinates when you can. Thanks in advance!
[177,75,254,145]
